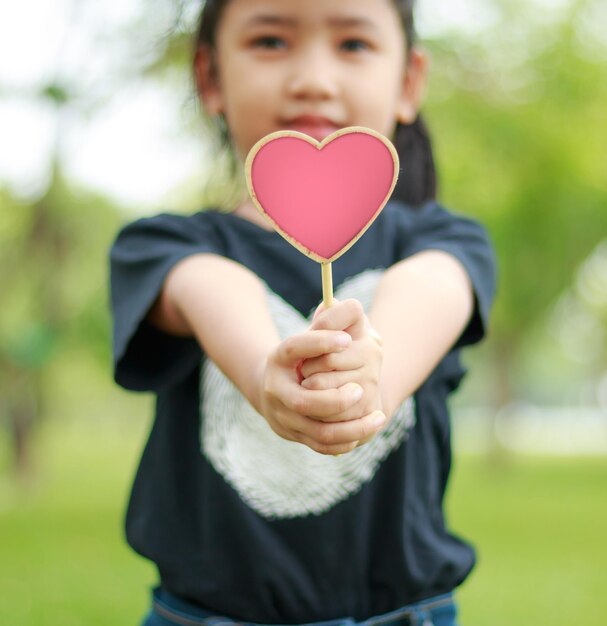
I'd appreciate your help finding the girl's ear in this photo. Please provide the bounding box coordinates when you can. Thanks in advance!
[396,47,428,124]
[194,45,224,115]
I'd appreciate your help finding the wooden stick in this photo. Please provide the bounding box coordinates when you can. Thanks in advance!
[321,262,333,308]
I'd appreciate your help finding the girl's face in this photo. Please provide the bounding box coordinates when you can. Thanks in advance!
[196,0,427,160]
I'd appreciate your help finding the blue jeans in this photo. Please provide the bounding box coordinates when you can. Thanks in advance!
[141,586,459,626]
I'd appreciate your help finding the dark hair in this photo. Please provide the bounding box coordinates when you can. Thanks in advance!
[194,0,436,207]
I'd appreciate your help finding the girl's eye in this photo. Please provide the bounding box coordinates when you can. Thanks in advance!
[252,36,287,50]
[340,39,370,53]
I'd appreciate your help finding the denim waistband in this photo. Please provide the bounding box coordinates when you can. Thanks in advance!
[150,587,455,626]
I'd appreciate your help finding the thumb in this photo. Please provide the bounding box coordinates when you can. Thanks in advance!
[311,298,366,339]
[275,329,351,367]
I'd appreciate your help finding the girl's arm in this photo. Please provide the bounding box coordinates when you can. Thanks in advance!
[370,249,473,417]
[148,253,386,454]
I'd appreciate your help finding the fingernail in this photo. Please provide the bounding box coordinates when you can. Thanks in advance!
[336,333,351,348]
[351,384,363,401]
[373,412,387,428]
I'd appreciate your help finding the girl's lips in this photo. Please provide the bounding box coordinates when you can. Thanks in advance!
[284,120,341,142]
[289,125,339,141]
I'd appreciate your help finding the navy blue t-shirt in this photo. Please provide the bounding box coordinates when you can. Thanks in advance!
[109,201,496,622]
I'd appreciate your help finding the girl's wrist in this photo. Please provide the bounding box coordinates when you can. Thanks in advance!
[379,387,398,422]
[247,352,272,417]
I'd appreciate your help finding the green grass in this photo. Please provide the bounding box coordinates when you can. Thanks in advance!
[1,419,606,625]
[0,418,156,626]
[446,454,607,625]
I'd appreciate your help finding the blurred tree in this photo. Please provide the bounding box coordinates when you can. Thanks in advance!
[424,0,607,408]
[0,0,186,479]
[546,240,607,392]
[0,171,122,479]
[0,0,162,479]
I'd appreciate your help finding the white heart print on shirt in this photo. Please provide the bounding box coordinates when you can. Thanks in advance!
[200,269,416,520]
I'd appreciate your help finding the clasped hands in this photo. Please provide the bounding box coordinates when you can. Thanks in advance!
[256,299,386,456]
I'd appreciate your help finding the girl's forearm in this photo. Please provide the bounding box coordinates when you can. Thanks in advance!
[149,253,280,412]
[369,250,474,418]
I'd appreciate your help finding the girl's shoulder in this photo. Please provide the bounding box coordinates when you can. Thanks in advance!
[117,207,226,233]
[113,208,258,247]
[384,200,494,256]
[382,199,484,227]
[120,208,277,238]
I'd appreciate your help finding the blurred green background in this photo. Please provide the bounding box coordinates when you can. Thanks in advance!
[1,0,606,624]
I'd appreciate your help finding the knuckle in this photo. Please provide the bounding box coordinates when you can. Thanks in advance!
[305,375,323,390]
[269,420,292,442]
[337,388,357,412]
[282,336,298,359]
[311,442,330,455]
[315,424,336,446]
[268,345,280,362]
[287,430,302,443]
[322,353,336,370]
[262,376,277,399]
[290,392,308,414]
[345,298,364,317]
[312,316,329,330]
[336,395,351,414]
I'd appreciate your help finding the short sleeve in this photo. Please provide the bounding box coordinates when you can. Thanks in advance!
[109,212,224,392]
[397,201,497,348]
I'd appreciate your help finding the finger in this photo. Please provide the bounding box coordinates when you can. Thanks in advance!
[266,406,358,453]
[268,416,358,457]
[282,381,364,419]
[310,298,367,339]
[356,431,377,447]
[265,415,299,443]
[276,330,351,367]
[298,438,359,456]
[297,410,387,452]
[311,298,340,322]
[299,351,364,378]
[301,370,360,391]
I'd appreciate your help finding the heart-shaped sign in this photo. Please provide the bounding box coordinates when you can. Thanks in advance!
[245,126,399,263]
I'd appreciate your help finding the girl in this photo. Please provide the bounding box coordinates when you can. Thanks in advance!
[110,0,496,624]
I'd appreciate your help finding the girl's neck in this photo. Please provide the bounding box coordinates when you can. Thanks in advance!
[233,200,274,231]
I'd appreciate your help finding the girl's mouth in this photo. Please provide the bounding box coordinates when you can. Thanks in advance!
[283,116,341,142]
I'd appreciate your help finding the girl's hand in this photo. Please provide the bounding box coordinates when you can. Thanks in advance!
[299,299,385,446]
[255,329,387,455]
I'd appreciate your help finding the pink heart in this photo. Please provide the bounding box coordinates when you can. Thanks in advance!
[246,127,399,263]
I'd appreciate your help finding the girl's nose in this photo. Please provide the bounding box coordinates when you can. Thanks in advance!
[286,45,339,101]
